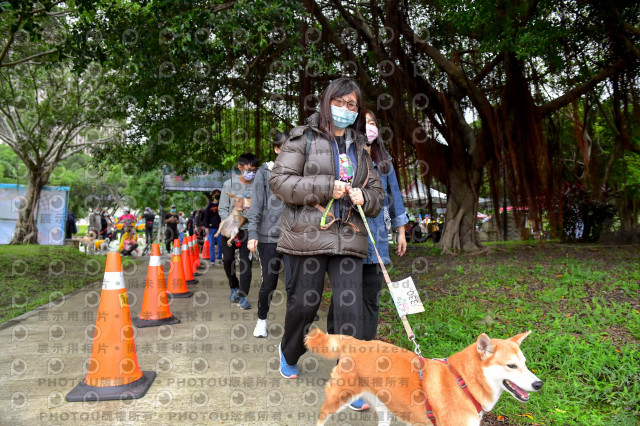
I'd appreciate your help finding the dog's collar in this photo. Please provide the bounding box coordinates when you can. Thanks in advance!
[419,357,483,425]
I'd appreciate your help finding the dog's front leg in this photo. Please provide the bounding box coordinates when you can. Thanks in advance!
[227,227,239,246]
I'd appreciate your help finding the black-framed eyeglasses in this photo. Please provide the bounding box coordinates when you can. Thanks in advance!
[331,98,359,112]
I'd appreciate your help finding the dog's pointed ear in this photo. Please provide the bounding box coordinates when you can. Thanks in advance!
[477,333,495,359]
[508,330,531,346]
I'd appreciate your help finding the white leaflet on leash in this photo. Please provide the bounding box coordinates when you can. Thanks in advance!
[388,277,425,316]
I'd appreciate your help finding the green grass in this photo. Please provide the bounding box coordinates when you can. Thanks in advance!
[0,245,107,323]
[363,243,639,424]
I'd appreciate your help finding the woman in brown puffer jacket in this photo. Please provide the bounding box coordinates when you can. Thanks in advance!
[269,78,384,378]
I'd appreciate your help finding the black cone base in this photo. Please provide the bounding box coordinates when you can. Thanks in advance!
[167,290,193,298]
[66,371,156,402]
[132,315,180,328]
[186,279,199,285]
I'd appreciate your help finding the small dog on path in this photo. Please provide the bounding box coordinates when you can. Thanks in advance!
[215,193,251,246]
[94,237,110,253]
[81,230,98,255]
[306,329,542,426]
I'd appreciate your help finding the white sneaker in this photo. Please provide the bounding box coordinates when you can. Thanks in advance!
[253,319,267,338]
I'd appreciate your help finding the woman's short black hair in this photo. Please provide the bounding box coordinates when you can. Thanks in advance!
[272,130,290,148]
[237,152,259,167]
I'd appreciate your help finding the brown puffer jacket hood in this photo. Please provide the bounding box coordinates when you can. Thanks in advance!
[269,113,384,258]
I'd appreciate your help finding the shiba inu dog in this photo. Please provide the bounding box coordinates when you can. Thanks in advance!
[305,329,542,426]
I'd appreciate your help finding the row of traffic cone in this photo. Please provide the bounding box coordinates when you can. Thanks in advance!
[66,235,207,402]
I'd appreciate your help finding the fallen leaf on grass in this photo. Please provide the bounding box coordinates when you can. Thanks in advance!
[516,413,534,420]
[497,415,505,422]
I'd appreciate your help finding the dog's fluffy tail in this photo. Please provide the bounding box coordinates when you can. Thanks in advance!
[305,328,355,359]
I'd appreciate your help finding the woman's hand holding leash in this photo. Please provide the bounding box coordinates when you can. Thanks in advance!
[333,180,348,199]
[347,186,364,206]
[248,239,258,253]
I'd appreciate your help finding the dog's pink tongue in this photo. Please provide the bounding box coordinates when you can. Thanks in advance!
[509,381,529,399]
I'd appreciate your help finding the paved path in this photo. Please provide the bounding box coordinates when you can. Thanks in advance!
[1,254,395,425]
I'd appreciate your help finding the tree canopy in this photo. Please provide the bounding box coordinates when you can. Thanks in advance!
[2,0,638,247]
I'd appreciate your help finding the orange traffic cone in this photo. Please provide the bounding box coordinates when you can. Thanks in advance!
[202,238,210,260]
[190,235,201,275]
[133,244,180,328]
[167,239,193,298]
[66,253,156,402]
[193,237,202,269]
[194,234,203,269]
[181,237,198,285]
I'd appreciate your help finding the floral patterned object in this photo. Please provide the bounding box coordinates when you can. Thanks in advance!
[339,153,354,182]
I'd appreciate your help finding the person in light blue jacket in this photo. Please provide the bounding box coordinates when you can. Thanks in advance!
[327,110,408,411]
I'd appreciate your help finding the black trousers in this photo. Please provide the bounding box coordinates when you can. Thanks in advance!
[165,227,178,253]
[280,254,363,365]
[121,243,139,256]
[256,243,284,320]
[145,225,154,246]
[328,263,383,341]
[221,229,252,298]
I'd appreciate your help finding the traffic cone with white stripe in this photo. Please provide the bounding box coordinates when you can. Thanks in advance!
[166,239,193,298]
[66,252,156,402]
[181,237,198,285]
[202,238,211,261]
[194,234,203,269]
[133,243,180,328]
[190,235,201,275]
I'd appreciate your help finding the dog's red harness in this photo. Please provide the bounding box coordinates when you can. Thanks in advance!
[419,357,483,425]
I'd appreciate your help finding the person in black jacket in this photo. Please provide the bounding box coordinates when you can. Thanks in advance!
[142,207,155,254]
[204,190,222,265]
[65,210,77,239]
[187,211,195,237]
[165,205,180,253]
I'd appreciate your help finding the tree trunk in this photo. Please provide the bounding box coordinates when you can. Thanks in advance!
[439,165,483,253]
[10,168,47,244]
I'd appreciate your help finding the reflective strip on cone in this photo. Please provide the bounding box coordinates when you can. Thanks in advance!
[103,271,126,290]
[149,256,162,267]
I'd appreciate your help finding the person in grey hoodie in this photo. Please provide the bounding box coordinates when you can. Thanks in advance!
[218,152,259,310]
[247,131,290,338]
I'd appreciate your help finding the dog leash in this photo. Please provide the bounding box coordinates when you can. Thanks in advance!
[355,204,423,358]
[355,203,483,424]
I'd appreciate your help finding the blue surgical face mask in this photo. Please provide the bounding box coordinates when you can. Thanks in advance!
[171,208,176,213]
[243,170,256,181]
[331,105,358,129]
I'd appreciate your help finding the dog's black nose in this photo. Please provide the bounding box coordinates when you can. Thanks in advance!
[532,381,543,390]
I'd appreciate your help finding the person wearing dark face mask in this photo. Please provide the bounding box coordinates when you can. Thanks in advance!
[218,152,259,310]
[164,205,179,253]
[204,190,223,264]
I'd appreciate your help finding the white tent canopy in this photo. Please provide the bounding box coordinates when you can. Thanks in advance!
[401,179,493,209]
[401,179,447,208]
